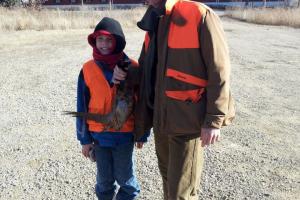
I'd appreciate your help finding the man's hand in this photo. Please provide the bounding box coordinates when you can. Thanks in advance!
[82,144,94,158]
[135,142,144,149]
[201,128,220,147]
[112,66,127,84]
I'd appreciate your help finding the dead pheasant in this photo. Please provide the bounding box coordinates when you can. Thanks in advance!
[64,59,135,131]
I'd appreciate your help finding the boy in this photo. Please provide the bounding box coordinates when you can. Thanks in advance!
[76,17,149,200]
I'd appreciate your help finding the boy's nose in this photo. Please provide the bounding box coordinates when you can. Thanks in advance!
[101,41,109,46]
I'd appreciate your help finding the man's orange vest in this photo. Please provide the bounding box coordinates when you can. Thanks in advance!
[82,60,134,132]
[144,0,208,103]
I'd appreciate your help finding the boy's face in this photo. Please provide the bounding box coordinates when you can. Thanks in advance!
[96,34,115,55]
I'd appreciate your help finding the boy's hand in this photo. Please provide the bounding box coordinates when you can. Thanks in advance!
[112,66,127,84]
[82,144,93,158]
[135,142,144,149]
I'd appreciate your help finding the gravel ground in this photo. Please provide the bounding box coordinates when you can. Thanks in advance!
[0,17,299,200]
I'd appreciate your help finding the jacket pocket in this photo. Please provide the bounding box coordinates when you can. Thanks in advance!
[165,88,205,103]
[163,68,207,133]
[164,94,207,133]
[165,68,207,103]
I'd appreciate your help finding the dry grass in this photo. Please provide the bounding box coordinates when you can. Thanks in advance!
[226,8,300,28]
[0,7,146,31]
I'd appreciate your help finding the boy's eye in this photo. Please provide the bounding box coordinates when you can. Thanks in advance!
[97,37,112,42]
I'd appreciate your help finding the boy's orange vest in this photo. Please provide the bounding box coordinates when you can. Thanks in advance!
[82,60,134,132]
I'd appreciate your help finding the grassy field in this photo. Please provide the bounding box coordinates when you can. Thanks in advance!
[0,7,146,31]
[226,7,300,28]
[1,7,300,31]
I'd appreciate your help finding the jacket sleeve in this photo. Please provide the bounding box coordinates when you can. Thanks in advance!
[76,69,93,145]
[138,40,147,68]
[200,9,231,129]
[126,38,147,86]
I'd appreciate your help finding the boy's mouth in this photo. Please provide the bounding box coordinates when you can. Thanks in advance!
[99,47,112,55]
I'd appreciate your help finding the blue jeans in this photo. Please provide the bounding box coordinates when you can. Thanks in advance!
[94,142,140,200]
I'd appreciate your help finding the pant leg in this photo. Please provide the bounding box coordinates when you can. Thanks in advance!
[168,134,204,200]
[154,132,169,200]
[112,142,140,200]
[94,145,117,200]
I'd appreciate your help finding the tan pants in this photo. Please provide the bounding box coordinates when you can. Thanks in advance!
[154,132,204,200]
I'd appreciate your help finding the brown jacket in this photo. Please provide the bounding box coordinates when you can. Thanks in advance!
[133,0,235,139]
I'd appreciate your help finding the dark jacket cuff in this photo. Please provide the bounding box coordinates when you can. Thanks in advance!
[136,130,151,142]
[202,114,224,129]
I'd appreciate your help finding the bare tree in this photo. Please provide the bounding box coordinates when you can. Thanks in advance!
[284,0,289,7]
[0,0,19,7]
[30,0,42,8]
[263,0,266,8]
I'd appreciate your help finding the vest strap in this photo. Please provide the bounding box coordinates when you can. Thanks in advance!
[166,68,207,87]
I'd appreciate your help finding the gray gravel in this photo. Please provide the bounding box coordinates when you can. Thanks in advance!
[0,18,299,200]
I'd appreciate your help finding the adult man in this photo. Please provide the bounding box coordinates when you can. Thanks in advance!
[113,0,235,199]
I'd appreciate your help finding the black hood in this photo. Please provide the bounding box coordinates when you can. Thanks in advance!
[88,17,126,54]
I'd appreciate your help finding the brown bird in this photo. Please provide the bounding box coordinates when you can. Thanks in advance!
[64,59,136,131]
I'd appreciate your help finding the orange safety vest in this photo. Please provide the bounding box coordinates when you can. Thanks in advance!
[82,60,134,132]
[143,0,208,103]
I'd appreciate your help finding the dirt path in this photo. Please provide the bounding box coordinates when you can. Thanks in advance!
[0,18,299,200]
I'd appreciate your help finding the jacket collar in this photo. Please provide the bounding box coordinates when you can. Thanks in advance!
[165,0,180,14]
